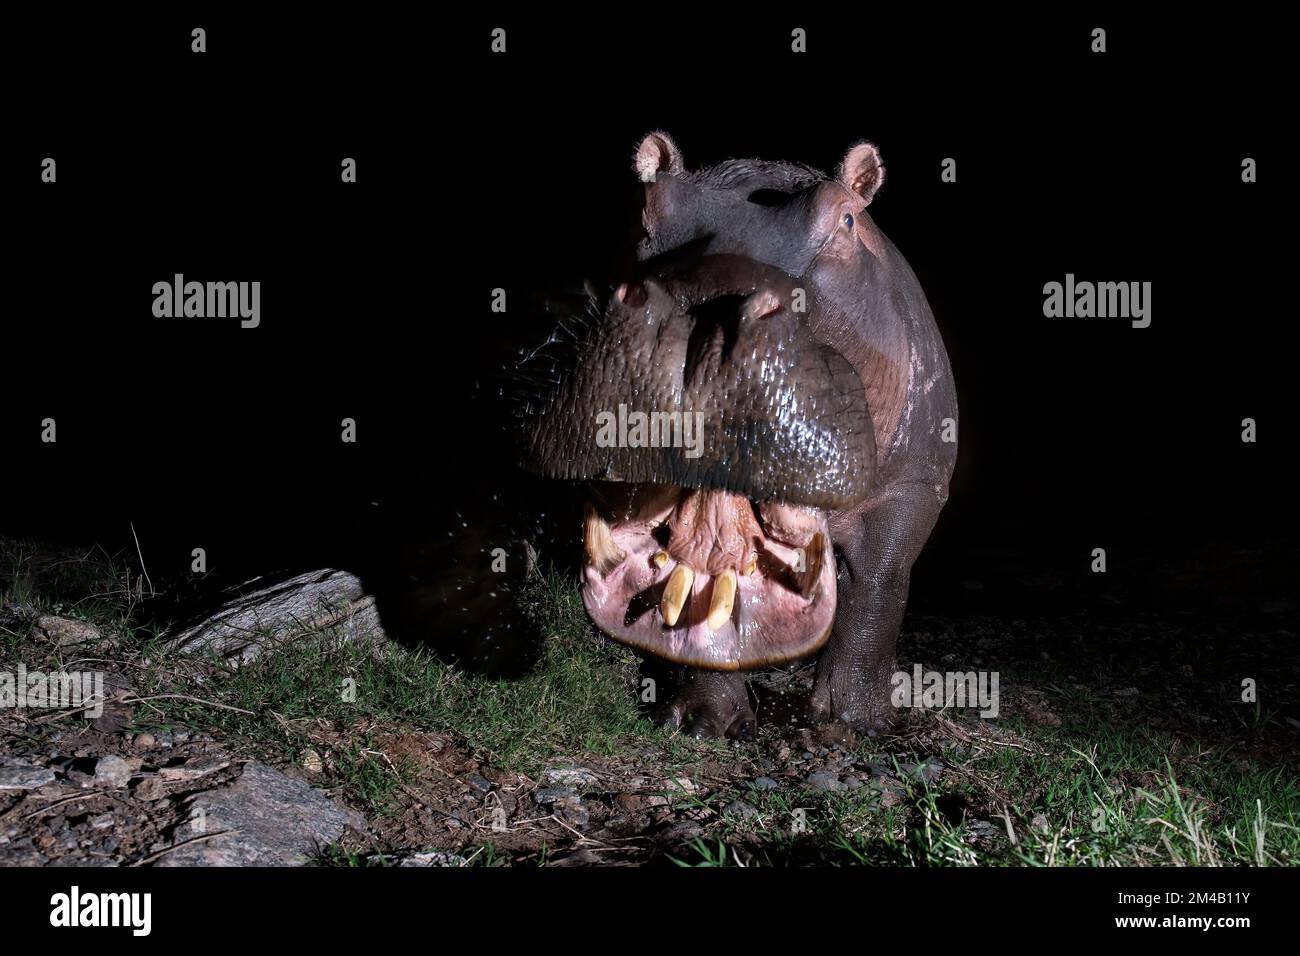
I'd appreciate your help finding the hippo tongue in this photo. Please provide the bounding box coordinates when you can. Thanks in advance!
[580,485,835,670]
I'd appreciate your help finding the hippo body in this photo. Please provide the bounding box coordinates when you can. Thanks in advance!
[521,133,957,736]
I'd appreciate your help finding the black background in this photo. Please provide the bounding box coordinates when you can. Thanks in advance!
[2,11,1292,615]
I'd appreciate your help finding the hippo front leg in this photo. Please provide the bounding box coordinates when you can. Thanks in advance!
[809,482,944,732]
[658,670,755,741]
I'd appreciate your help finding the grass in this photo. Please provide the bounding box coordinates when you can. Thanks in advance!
[2,536,1297,865]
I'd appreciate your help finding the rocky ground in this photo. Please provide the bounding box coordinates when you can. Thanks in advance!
[1,538,1297,867]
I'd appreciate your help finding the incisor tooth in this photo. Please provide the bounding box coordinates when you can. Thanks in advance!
[707,569,737,632]
[661,564,694,627]
[797,532,826,597]
[651,550,669,569]
[584,504,626,576]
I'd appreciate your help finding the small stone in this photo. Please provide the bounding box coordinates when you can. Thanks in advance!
[301,749,323,774]
[132,777,166,801]
[541,764,600,788]
[396,850,465,867]
[90,813,115,831]
[614,793,647,813]
[664,777,697,795]
[805,771,846,792]
[158,755,231,782]
[902,759,945,785]
[0,760,56,791]
[724,800,758,820]
[553,798,589,829]
[92,755,132,789]
[1031,813,1050,830]
[533,786,577,806]
[33,615,102,647]
[880,789,903,808]
[751,776,780,791]
[465,773,492,794]
[132,733,157,750]
[967,819,998,840]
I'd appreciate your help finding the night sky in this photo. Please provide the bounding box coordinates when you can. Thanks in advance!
[3,12,1291,626]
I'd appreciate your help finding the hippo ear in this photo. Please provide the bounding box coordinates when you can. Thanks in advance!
[837,142,886,204]
[634,131,684,182]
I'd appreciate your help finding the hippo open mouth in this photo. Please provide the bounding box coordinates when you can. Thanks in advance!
[517,255,875,670]
[581,481,836,669]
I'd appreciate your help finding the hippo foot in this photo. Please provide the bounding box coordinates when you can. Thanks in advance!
[657,670,755,740]
[806,661,898,735]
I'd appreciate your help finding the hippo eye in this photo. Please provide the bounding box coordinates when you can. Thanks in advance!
[841,212,855,229]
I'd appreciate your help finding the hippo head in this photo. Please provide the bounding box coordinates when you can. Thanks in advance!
[518,254,875,670]
[631,131,915,473]
[632,131,889,288]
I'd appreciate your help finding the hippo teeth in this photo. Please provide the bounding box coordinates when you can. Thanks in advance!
[579,485,837,670]
[661,564,694,627]
[706,569,737,631]
[584,504,626,576]
[796,533,828,599]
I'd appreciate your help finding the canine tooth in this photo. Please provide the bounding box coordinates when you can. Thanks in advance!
[661,564,694,626]
[584,504,626,575]
[797,532,826,597]
[742,554,757,576]
[651,550,669,569]
[707,569,737,631]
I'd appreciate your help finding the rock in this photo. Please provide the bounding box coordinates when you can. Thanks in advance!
[158,755,231,782]
[724,800,758,820]
[541,764,600,788]
[0,759,55,791]
[465,773,493,794]
[1031,813,1050,831]
[88,674,136,735]
[32,615,103,647]
[156,761,354,866]
[804,771,846,792]
[751,776,780,791]
[614,793,648,813]
[132,733,157,750]
[664,777,697,795]
[92,755,133,789]
[301,749,323,774]
[967,819,998,840]
[166,569,388,666]
[395,850,465,867]
[0,838,45,866]
[90,813,115,831]
[902,759,945,785]
[880,788,903,808]
[553,798,589,829]
[132,777,166,802]
[533,786,578,806]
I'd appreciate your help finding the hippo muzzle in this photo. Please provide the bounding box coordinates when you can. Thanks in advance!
[518,255,875,670]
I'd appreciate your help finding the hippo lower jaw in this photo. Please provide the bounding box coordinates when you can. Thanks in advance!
[580,482,836,670]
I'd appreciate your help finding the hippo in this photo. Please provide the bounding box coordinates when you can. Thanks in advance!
[520,133,957,738]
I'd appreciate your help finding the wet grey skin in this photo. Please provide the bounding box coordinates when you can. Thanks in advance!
[524,133,957,740]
